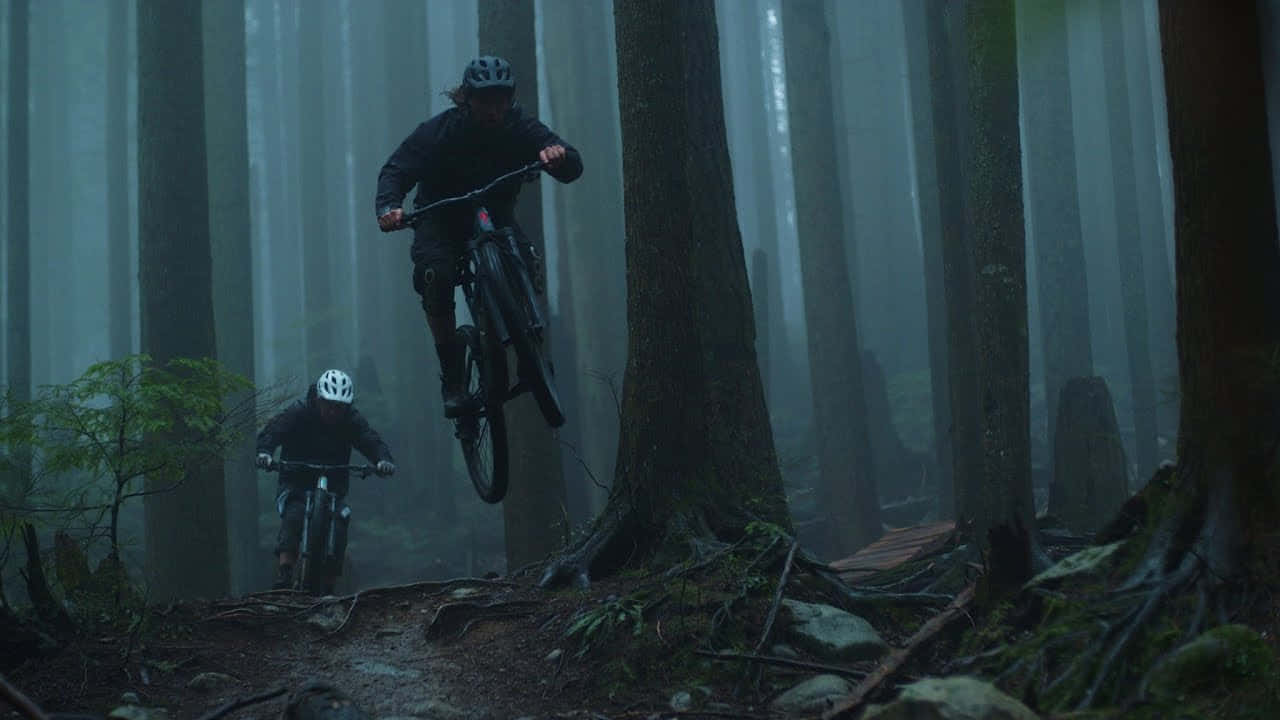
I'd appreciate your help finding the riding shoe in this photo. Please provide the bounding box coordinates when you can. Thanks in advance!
[273,564,294,590]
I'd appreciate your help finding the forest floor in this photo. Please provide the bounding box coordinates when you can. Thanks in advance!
[6,516,1280,720]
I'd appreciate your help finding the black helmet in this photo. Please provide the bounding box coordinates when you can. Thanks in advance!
[463,56,515,91]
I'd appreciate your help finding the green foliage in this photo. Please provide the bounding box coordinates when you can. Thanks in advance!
[566,594,648,658]
[0,355,255,610]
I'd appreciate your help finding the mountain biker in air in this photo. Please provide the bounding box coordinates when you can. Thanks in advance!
[374,55,583,419]
[255,369,396,592]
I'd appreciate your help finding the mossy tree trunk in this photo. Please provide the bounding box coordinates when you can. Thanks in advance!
[783,0,881,555]
[961,0,1035,590]
[541,0,789,587]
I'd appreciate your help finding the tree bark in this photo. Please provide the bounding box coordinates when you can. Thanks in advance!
[902,0,953,517]
[107,0,133,360]
[962,0,1034,586]
[1159,0,1280,580]
[1015,0,1093,460]
[926,1,983,526]
[138,0,230,600]
[783,0,881,554]
[543,0,788,586]
[298,4,332,378]
[480,0,568,571]
[1100,0,1160,483]
[7,0,30,409]
[1123,0,1178,455]
[204,0,259,596]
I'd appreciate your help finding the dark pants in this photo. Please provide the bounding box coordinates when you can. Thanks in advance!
[409,210,536,319]
[274,488,350,574]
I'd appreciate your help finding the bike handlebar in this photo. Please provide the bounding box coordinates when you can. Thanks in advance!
[265,460,376,476]
[401,160,544,228]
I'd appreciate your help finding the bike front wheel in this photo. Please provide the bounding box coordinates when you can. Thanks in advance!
[455,324,509,503]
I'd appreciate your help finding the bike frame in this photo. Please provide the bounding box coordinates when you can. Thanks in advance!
[267,461,373,590]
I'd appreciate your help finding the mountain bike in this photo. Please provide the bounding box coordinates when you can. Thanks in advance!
[265,460,376,594]
[401,161,564,504]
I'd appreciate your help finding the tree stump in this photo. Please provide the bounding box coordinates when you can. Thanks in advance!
[1048,377,1130,533]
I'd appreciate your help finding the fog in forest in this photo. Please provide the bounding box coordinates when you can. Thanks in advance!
[2,0,1280,601]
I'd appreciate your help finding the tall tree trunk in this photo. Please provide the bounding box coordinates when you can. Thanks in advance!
[542,0,788,587]
[298,4,331,378]
[962,0,1034,589]
[1015,0,1093,461]
[902,0,953,515]
[783,0,880,554]
[542,0,626,519]
[204,0,258,596]
[479,0,568,571]
[1100,0,1160,482]
[1123,0,1178,456]
[1159,0,1280,583]
[138,0,230,600]
[382,0,445,527]
[7,0,30,412]
[926,1,981,525]
[107,0,133,360]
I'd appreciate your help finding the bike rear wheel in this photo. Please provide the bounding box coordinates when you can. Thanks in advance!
[478,245,565,428]
[455,324,510,503]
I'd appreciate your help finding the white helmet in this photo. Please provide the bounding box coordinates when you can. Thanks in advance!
[316,369,354,404]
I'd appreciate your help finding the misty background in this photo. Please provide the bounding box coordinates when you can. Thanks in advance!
[3,0,1280,597]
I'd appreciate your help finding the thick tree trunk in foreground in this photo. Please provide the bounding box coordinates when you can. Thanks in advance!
[783,0,880,554]
[138,0,230,600]
[479,0,569,571]
[1048,377,1129,534]
[542,0,788,587]
[962,0,1035,589]
[1157,0,1280,584]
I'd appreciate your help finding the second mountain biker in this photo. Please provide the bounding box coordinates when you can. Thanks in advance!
[374,55,583,419]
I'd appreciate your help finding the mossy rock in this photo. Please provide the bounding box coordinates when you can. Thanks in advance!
[1145,624,1278,703]
[862,676,1038,720]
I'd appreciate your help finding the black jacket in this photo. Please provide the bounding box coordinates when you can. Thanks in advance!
[375,104,583,234]
[255,385,394,497]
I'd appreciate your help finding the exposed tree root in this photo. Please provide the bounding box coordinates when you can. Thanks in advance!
[0,672,49,720]
[195,685,287,720]
[694,649,867,679]
[423,599,543,643]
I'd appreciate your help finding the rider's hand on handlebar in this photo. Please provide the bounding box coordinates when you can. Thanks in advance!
[539,145,566,170]
[377,208,405,232]
[256,452,273,470]
[376,460,396,477]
